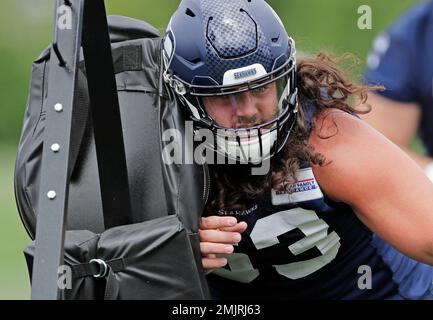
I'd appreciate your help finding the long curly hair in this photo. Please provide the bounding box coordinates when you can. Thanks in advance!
[204,52,383,215]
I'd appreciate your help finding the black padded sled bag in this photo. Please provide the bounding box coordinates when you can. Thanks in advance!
[15,15,210,300]
[24,215,207,299]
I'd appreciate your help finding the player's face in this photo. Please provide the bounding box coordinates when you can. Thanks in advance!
[202,82,279,129]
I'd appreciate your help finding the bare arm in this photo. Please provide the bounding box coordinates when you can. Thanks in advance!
[310,110,433,265]
[362,92,433,168]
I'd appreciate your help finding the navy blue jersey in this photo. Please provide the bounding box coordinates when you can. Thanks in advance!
[364,0,433,155]
[203,88,433,299]
[205,166,433,299]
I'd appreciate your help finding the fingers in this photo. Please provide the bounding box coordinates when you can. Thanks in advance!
[199,229,241,244]
[200,216,237,230]
[202,256,227,269]
[200,242,234,255]
[219,221,248,233]
[199,216,248,272]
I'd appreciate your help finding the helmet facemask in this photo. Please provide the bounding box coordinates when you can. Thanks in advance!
[171,58,298,164]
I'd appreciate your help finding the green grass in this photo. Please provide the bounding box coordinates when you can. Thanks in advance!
[0,143,31,299]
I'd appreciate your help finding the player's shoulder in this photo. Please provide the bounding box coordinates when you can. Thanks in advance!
[389,0,433,38]
[307,108,399,203]
[308,107,391,163]
[403,0,433,23]
[309,108,366,145]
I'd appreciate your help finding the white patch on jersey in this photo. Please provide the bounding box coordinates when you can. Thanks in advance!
[373,32,390,54]
[366,32,390,70]
[367,54,381,70]
[271,167,323,205]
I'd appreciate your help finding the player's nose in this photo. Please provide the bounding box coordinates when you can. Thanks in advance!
[234,92,259,120]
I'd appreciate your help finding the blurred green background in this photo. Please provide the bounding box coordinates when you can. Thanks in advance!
[0,0,420,299]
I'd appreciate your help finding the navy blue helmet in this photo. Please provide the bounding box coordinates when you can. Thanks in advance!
[163,0,298,163]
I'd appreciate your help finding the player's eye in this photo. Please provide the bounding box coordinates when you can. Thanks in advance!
[205,94,232,107]
[251,86,268,96]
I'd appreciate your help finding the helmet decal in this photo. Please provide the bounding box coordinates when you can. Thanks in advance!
[223,64,267,86]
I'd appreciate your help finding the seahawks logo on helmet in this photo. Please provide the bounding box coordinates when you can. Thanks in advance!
[234,68,257,80]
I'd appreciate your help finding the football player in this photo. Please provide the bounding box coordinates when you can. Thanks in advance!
[164,0,433,299]
[363,0,433,182]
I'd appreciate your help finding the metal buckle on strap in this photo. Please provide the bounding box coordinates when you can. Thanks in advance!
[89,259,109,278]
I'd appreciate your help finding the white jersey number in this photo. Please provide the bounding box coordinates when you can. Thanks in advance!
[214,207,341,282]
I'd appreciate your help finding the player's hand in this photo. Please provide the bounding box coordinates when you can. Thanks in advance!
[199,216,248,272]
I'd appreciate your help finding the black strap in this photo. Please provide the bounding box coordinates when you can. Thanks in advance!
[72,262,100,278]
[71,258,125,278]
[31,0,135,299]
[106,258,126,272]
[71,258,126,300]
[69,69,90,179]
[31,0,85,300]
[82,0,133,229]
[71,45,143,180]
